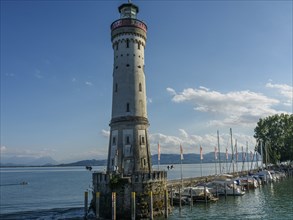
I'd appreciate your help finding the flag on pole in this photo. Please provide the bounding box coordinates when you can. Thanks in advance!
[180,144,184,160]
[158,142,160,161]
[200,146,203,160]
[226,148,228,160]
[214,147,218,160]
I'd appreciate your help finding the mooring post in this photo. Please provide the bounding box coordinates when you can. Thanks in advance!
[131,192,136,220]
[164,189,168,218]
[204,184,207,204]
[84,191,88,218]
[224,182,227,199]
[189,187,193,208]
[179,187,182,213]
[149,191,153,220]
[216,185,218,197]
[112,192,116,220]
[247,176,250,192]
[170,185,173,207]
[95,192,100,218]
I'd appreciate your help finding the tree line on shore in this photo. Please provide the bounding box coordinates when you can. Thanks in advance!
[254,113,293,164]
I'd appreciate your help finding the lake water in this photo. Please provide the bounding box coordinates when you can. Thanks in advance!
[1,164,292,219]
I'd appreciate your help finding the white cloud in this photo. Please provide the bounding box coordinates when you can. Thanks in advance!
[179,128,189,139]
[266,82,292,106]
[72,77,77,82]
[167,86,282,126]
[101,129,110,138]
[0,146,7,153]
[85,81,93,86]
[67,149,108,162]
[1,146,57,159]
[149,130,256,155]
[34,69,43,79]
[166,87,176,95]
[147,97,153,104]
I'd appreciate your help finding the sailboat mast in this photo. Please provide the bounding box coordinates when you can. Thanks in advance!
[217,130,221,174]
[260,140,264,170]
[230,128,235,174]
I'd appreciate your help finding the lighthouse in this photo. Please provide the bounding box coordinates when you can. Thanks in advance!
[91,2,168,219]
[107,1,151,175]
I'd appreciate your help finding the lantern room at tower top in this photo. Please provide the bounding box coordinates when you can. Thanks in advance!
[111,2,147,33]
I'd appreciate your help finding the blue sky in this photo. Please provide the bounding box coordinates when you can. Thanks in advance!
[1,0,292,163]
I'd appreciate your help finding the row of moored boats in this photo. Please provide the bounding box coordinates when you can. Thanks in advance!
[170,169,287,205]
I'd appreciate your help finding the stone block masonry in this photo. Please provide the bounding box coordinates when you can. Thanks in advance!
[92,171,168,219]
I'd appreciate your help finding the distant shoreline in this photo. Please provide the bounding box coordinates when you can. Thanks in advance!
[1,153,263,168]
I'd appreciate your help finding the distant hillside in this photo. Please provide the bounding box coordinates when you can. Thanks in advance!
[0,156,58,167]
[152,152,259,165]
[57,159,107,167]
[151,153,232,165]
[1,153,258,167]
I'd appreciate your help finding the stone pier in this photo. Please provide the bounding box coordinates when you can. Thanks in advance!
[92,171,168,219]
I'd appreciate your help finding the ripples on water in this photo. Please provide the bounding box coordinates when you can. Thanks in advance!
[1,208,84,220]
[1,166,292,219]
[165,178,293,220]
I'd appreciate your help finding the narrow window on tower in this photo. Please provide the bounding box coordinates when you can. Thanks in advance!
[138,42,141,50]
[126,103,130,112]
[139,83,142,92]
[126,39,129,48]
[115,83,118,92]
[126,136,130,144]
[113,137,116,145]
[141,136,145,144]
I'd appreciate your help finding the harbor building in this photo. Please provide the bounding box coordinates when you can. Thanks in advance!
[91,1,168,219]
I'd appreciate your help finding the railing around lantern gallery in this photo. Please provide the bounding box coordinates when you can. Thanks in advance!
[111,18,147,32]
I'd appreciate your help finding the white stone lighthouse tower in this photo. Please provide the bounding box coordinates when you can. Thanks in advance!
[107,1,152,175]
[91,3,168,218]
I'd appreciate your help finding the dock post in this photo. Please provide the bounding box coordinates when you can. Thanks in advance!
[131,192,136,220]
[149,191,153,220]
[216,185,218,197]
[95,192,100,218]
[224,182,227,199]
[170,185,173,207]
[247,176,250,192]
[179,187,182,214]
[84,191,88,218]
[164,189,168,218]
[189,187,193,208]
[112,192,116,220]
[204,184,207,204]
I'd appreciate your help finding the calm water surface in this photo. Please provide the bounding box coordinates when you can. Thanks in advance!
[0,165,292,219]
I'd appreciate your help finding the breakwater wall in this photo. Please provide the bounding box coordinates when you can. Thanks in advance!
[167,170,252,189]
[167,166,293,189]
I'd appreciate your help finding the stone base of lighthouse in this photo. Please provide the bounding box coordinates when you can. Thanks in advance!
[91,171,168,219]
